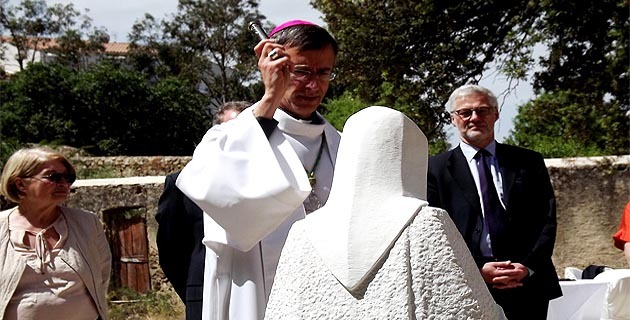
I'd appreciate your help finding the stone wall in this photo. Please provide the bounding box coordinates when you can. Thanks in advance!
[57,155,630,291]
[71,156,192,178]
[546,156,630,274]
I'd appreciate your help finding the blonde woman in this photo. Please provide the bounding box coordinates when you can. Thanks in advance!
[0,146,111,319]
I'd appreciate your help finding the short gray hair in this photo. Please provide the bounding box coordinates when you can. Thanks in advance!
[213,101,250,125]
[445,85,498,112]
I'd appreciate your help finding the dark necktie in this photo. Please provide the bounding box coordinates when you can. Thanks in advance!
[476,149,506,255]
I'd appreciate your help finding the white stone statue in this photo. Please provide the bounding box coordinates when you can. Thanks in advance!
[265,106,506,319]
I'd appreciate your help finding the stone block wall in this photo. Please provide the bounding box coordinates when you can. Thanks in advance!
[71,156,192,177]
[546,156,630,274]
[48,155,630,291]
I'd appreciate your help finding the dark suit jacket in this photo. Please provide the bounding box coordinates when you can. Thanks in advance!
[427,143,562,303]
[156,172,204,320]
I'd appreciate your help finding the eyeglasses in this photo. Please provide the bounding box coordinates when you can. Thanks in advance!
[451,107,494,120]
[29,172,77,184]
[290,65,336,82]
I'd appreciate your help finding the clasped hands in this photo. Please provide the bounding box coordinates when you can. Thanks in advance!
[481,261,529,289]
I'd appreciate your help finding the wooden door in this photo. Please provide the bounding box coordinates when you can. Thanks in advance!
[105,207,151,293]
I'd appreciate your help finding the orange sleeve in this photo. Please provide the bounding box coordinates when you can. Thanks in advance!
[613,202,630,250]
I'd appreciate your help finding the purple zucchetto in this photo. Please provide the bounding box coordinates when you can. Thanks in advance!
[269,20,317,37]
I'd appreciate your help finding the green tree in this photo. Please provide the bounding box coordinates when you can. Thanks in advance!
[0,61,210,156]
[505,91,628,158]
[0,63,76,144]
[0,1,226,156]
[70,62,209,155]
[321,85,448,156]
[70,62,154,155]
[129,0,267,111]
[321,91,369,131]
[312,0,542,150]
[52,27,109,70]
[532,0,628,105]
[506,0,629,156]
[144,76,210,155]
[0,0,107,71]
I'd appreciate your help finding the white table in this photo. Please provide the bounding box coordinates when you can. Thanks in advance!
[547,279,609,320]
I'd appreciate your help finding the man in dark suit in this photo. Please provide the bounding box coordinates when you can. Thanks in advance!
[427,85,561,319]
[156,171,205,319]
[155,102,247,319]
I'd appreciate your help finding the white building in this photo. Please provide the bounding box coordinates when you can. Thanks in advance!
[1,37,129,75]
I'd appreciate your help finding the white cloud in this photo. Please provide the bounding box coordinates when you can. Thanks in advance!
[48,0,321,42]
[259,0,323,26]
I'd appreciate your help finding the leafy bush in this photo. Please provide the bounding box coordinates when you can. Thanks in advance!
[1,62,211,156]
[321,91,370,131]
[507,90,629,157]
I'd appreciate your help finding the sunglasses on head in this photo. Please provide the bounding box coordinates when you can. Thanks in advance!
[35,172,77,184]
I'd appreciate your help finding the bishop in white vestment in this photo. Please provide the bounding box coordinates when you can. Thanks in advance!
[176,20,341,320]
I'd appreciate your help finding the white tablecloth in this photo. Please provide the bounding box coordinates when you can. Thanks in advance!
[547,280,609,320]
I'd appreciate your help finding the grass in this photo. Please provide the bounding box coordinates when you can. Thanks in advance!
[108,287,185,320]
[76,165,121,179]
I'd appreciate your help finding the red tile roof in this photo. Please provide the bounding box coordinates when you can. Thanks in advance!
[1,36,130,55]
[104,42,129,55]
